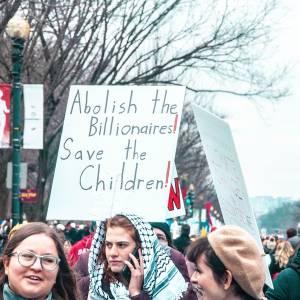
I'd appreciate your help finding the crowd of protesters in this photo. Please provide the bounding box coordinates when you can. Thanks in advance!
[0,217,299,299]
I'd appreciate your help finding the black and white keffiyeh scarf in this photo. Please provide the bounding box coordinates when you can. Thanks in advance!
[88,213,188,300]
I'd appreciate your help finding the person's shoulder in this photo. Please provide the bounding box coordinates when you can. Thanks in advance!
[169,248,190,282]
[174,236,184,243]
[77,250,90,266]
[289,235,300,247]
[276,267,300,280]
[74,250,90,275]
[170,247,185,260]
[289,235,300,241]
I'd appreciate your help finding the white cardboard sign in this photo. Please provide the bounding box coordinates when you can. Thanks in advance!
[47,85,185,221]
[192,105,272,287]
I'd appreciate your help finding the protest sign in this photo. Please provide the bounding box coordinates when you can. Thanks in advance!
[192,105,273,287]
[166,167,186,219]
[47,85,185,221]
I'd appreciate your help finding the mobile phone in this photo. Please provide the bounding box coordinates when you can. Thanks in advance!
[122,247,139,282]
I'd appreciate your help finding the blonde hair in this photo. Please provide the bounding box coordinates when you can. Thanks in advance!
[275,241,294,268]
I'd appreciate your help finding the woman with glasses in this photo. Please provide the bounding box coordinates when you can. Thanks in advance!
[0,222,80,300]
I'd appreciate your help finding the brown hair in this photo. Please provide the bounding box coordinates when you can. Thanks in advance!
[100,215,141,283]
[187,237,257,300]
[0,222,81,300]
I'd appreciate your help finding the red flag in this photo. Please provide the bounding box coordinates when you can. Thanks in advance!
[0,84,11,148]
[204,201,213,227]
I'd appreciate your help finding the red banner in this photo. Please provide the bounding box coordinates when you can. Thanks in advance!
[0,84,11,148]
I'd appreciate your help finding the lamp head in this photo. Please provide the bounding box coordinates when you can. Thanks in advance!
[6,16,30,39]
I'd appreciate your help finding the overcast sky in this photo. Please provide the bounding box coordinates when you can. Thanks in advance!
[215,0,300,199]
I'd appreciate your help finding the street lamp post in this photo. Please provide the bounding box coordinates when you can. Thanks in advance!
[6,16,30,226]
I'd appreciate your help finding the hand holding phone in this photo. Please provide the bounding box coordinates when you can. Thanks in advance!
[122,247,139,282]
[122,247,144,297]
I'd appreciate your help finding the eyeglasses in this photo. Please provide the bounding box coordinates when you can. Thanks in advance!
[9,250,60,271]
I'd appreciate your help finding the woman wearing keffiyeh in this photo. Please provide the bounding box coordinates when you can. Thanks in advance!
[88,214,189,300]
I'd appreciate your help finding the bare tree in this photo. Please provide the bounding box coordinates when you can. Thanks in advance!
[0,1,22,36]
[0,0,287,220]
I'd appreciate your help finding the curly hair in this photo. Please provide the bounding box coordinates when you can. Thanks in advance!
[0,222,81,300]
[275,240,294,268]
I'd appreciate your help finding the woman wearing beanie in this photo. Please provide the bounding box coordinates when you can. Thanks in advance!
[186,225,267,300]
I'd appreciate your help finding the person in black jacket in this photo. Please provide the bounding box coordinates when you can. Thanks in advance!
[173,224,191,254]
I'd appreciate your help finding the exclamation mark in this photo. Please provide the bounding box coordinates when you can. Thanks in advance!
[165,161,171,187]
[173,114,178,133]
